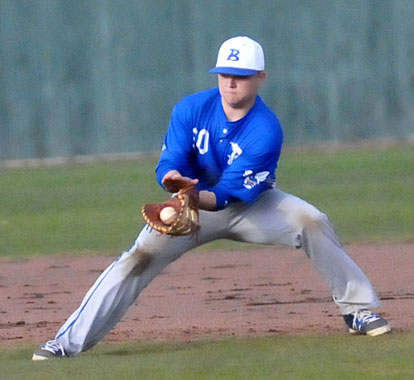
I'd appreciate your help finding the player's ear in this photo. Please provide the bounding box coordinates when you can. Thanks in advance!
[257,71,266,86]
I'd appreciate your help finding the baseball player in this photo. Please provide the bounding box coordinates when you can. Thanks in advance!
[33,36,391,360]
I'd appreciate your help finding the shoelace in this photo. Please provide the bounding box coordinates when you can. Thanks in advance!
[353,310,379,327]
[43,340,65,355]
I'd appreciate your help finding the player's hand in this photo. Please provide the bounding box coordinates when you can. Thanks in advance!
[162,170,199,193]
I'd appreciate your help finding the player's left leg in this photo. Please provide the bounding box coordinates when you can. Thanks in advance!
[226,188,391,336]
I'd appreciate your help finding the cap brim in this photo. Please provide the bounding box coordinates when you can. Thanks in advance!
[209,67,258,76]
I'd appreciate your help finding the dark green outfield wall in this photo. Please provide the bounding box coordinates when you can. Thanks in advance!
[1,0,413,160]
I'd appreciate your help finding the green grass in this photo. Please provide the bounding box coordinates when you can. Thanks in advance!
[0,145,413,257]
[0,158,164,257]
[2,334,414,379]
[276,145,414,243]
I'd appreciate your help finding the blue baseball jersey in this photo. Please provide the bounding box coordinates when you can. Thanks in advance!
[156,88,283,209]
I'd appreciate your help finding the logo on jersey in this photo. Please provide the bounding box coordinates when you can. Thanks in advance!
[227,49,240,61]
[227,142,242,165]
[243,170,270,189]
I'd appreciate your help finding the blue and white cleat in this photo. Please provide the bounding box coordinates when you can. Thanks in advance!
[32,339,66,361]
[344,310,391,336]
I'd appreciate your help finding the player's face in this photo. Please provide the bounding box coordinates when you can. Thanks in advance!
[218,72,265,109]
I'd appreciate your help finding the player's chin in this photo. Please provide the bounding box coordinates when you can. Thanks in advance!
[223,95,243,108]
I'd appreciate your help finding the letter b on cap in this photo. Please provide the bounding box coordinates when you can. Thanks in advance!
[227,49,240,61]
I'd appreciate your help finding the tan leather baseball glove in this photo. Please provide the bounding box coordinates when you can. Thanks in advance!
[141,183,199,236]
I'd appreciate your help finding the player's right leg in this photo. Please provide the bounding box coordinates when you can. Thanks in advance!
[33,209,234,360]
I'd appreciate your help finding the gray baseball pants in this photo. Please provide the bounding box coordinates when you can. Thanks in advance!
[55,188,380,356]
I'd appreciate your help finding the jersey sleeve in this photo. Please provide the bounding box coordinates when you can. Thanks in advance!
[155,100,196,186]
[207,130,283,209]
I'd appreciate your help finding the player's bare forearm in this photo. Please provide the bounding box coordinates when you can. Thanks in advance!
[199,190,217,211]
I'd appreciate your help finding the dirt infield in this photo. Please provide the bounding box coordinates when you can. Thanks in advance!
[0,243,413,348]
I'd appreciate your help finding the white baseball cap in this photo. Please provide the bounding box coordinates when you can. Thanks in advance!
[209,36,265,76]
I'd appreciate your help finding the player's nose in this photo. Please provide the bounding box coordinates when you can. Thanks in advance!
[228,77,237,88]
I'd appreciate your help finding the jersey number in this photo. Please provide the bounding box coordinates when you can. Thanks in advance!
[196,129,209,155]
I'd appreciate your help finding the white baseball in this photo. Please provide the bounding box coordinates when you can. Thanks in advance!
[160,206,178,225]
